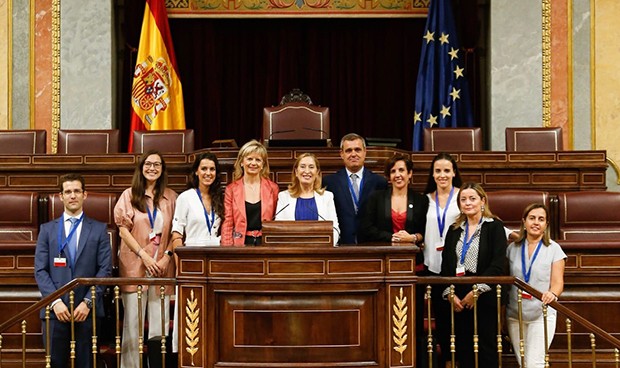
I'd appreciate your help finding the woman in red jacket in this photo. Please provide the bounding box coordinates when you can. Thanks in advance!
[221,140,279,246]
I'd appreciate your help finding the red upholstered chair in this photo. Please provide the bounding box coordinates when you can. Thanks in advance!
[48,192,119,271]
[262,90,330,147]
[57,129,120,154]
[557,191,620,241]
[486,190,551,235]
[505,127,563,151]
[132,129,195,153]
[0,192,40,241]
[0,130,46,154]
[423,127,482,152]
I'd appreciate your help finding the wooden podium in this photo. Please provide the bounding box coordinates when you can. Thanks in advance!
[262,220,333,246]
[175,245,419,368]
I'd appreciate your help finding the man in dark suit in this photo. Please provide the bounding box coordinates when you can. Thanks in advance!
[35,173,112,368]
[323,133,387,244]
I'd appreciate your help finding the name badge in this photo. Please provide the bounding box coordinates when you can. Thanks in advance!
[54,257,67,267]
[151,234,161,246]
[456,266,465,277]
[149,231,157,241]
[435,242,444,251]
[521,291,532,300]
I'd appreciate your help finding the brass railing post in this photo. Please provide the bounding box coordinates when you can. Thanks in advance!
[472,284,479,368]
[543,304,549,368]
[496,285,502,368]
[160,285,167,368]
[517,289,525,368]
[566,318,572,368]
[449,285,456,367]
[138,285,144,368]
[426,285,433,368]
[615,348,619,368]
[91,286,97,368]
[21,320,26,368]
[69,291,75,368]
[590,333,596,368]
[45,307,51,368]
[115,286,121,368]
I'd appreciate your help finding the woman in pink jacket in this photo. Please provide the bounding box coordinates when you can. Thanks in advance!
[221,140,279,246]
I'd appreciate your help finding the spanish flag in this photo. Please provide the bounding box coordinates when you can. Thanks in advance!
[129,0,185,152]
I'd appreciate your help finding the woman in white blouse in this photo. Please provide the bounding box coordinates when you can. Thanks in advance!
[275,153,340,245]
[170,152,224,352]
[423,152,463,275]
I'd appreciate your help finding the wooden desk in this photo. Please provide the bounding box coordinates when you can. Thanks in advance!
[175,245,419,368]
[0,148,607,194]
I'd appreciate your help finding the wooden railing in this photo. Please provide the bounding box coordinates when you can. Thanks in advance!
[1,276,619,368]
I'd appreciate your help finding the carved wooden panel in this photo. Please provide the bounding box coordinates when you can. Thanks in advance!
[176,246,417,367]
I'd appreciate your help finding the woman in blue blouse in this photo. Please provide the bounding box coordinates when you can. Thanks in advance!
[275,153,340,245]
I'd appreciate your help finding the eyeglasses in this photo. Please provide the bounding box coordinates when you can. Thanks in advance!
[62,189,84,196]
[144,161,162,169]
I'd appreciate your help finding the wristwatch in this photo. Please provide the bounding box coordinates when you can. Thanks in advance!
[164,250,173,257]
[83,298,92,309]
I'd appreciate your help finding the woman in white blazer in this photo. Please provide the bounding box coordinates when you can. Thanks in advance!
[275,152,340,245]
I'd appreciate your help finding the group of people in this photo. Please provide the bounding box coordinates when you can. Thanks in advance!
[33,132,565,368]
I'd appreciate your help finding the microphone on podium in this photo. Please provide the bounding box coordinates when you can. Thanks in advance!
[305,204,341,241]
[269,129,296,139]
[272,203,290,220]
[303,127,329,138]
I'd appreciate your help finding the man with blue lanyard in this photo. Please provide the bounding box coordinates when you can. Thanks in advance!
[34,173,112,368]
[324,133,387,244]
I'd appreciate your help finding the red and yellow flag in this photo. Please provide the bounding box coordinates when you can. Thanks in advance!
[129,0,185,152]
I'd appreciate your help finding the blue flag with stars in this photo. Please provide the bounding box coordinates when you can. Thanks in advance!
[412,0,474,151]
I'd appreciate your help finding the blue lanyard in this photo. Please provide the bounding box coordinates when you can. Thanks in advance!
[435,187,455,239]
[347,174,363,210]
[146,204,158,230]
[460,217,482,265]
[57,214,83,255]
[195,188,214,235]
[521,239,543,283]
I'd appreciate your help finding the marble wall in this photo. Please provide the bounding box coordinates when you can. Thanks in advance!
[11,0,30,130]
[6,0,113,141]
[60,0,113,130]
[489,0,543,151]
[593,0,620,190]
[572,0,592,151]
[0,0,8,129]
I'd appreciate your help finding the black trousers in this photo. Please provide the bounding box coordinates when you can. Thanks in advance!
[438,285,499,368]
[42,318,94,368]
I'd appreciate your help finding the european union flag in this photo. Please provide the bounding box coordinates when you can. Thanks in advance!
[412,0,474,151]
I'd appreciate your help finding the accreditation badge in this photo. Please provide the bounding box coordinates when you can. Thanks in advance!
[54,257,67,267]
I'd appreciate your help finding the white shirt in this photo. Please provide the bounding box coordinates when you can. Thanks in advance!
[172,189,221,246]
[63,212,84,250]
[506,239,566,321]
[424,191,459,274]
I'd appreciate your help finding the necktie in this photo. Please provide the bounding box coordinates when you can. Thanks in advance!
[67,217,79,268]
[351,173,360,199]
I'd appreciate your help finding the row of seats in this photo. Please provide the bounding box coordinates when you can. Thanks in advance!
[1,126,563,154]
[424,126,563,152]
[0,129,195,154]
[488,190,620,243]
[1,189,616,260]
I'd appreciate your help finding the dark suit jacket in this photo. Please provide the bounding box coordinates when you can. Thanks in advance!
[359,188,429,244]
[440,218,507,298]
[323,167,387,244]
[34,215,112,319]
